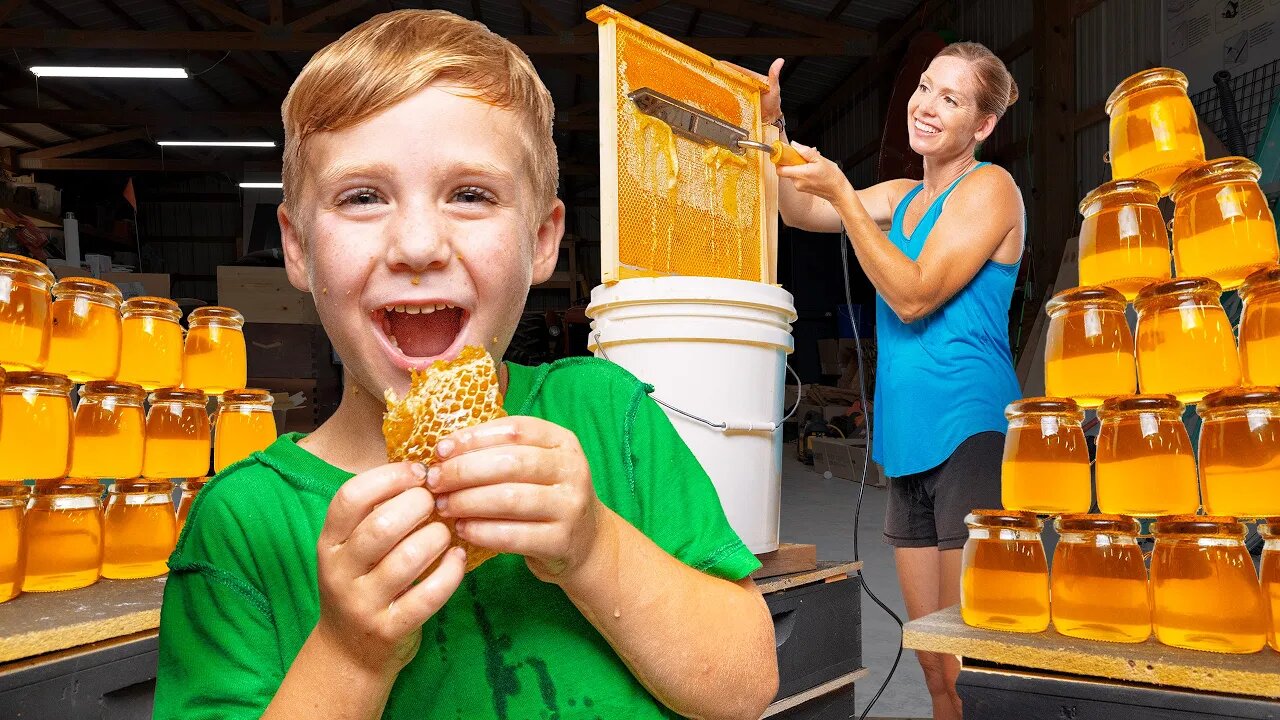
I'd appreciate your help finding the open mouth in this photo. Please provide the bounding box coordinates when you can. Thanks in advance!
[913,118,940,135]
[374,302,469,362]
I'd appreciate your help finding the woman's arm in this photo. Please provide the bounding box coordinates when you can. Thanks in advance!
[779,167,913,232]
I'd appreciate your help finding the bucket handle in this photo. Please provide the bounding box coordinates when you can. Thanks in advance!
[592,331,803,434]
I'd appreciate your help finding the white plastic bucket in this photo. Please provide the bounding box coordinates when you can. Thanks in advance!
[587,276,797,553]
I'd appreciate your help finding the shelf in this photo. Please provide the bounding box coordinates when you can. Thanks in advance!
[0,197,60,228]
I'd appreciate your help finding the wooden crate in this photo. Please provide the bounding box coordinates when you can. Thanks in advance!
[217,266,319,325]
[811,437,886,487]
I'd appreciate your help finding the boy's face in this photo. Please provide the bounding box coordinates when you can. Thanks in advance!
[280,85,564,400]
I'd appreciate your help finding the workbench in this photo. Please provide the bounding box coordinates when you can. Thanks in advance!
[0,562,864,719]
[905,605,1280,719]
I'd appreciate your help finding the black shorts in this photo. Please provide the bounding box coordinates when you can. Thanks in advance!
[882,431,1004,551]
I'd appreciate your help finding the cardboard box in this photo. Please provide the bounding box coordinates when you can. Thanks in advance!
[217,266,320,325]
[810,437,886,486]
[250,377,318,433]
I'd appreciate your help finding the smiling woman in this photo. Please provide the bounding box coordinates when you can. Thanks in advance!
[736,41,1024,720]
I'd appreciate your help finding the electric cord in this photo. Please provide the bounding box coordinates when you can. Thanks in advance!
[839,230,905,720]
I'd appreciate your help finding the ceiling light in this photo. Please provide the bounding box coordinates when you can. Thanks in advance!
[30,66,189,79]
[239,182,283,189]
[158,140,277,148]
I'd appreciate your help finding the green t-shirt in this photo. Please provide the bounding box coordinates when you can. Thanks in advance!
[155,357,760,719]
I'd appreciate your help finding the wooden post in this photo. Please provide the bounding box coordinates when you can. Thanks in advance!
[1030,2,1076,319]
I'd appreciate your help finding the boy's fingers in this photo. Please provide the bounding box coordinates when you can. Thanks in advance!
[386,546,467,632]
[435,483,560,522]
[321,462,429,545]
[429,445,563,493]
[454,518,563,557]
[343,486,437,572]
[434,416,568,462]
[363,521,452,598]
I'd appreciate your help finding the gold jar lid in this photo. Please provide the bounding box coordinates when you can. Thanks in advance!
[51,277,123,308]
[965,509,1043,531]
[148,387,207,406]
[1240,265,1280,302]
[1097,393,1183,419]
[188,305,244,329]
[1105,67,1189,115]
[1055,513,1141,535]
[1170,157,1262,201]
[0,252,54,290]
[1078,178,1161,216]
[80,380,146,404]
[122,296,182,322]
[1259,519,1280,540]
[219,388,274,408]
[1046,285,1127,317]
[1151,514,1245,538]
[1196,386,1280,417]
[1005,396,1083,422]
[30,482,104,498]
[2,371,73,395]
[1134,277,1222,310]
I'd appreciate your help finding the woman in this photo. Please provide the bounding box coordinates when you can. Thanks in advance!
[748,43,1024,720]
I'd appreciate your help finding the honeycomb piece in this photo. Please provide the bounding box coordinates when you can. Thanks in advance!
[383,345,506,573]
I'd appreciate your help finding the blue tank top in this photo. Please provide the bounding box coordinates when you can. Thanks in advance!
[871,162,1023,477]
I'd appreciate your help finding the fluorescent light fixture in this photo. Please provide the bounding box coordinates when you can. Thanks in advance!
[239,182,283,189]
[158,140,277,148]
[30,66,188,79]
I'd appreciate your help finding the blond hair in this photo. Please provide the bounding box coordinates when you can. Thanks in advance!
[281,9,558,215]
[935,42,1019,119]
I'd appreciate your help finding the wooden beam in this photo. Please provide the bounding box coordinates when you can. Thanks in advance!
[0,109,280,126]
[1074,101,1107,132]
[269,0,284,25]
[520,0,565,34]
[190,0,267,31]
[1073,0,1108,18]
[0,124,46,149]
[570,0,673,35]
[0,0,26,24]
[680,0,873,42]
[999,30,1033,63]
[288,0,373,32]
[20,127,147,160]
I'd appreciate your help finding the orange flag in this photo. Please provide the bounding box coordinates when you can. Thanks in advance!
[122,178,137,212]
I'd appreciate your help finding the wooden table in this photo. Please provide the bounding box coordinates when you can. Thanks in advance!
[905,606,1280,719]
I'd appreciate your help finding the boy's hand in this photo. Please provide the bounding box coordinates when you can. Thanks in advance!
[314,462,466,676]
[428,417,603,585]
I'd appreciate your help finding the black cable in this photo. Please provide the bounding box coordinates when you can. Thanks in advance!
[839,230,905,720]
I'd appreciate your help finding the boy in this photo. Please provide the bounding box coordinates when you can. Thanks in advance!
[155,9,779,719]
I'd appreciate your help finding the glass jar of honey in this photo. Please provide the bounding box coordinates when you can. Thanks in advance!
[0,372,72,482]
[1044,286,1136,407]
[117,297,184,391]
[68,381,146,479]
[1257,519,1280,652]
[44,277,122,382]
[1001,398,1091,514]
[1134,278,1241,403]
[1149,516,1267,654]
[1078,179,1171,300]
[1095,394,1198,516]
[214,389,276,472]
[177,477,208,532]
[1105,68,1205,195]
[1050,514,1150,643]
[21,482,103,592]
[0,484,27,603]
[960,510,1049,633]
[142,388,210,479]
[0,253,54,372]
[1197,386,1280,518]
[1170,158,1278,290]
[1240,265,1280,386]
[102,480,176,579]
[183,307,246,395]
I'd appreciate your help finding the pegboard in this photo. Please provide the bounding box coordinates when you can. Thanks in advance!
[1191,58,1280,159]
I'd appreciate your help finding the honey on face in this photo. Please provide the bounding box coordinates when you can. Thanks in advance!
[21,482,102,592]
[102,480,175,579]
[1170,158,1278,290]
[1050,515,1150,643]
[177,478,207,533]
[960,510,1049,632]
[183,307,246,395]
[214,389,276,472]
[1197,387,1280,518]
[1134,278,1241,403]
[44,278,122,382]
[1105,69,1205,195]
[69,381,146,479]
[1095,395,1199,516]
[1149,516,1267,654]
[117,297,184,391]
[143,388,210,479]
[1077,179,1171,300]
[0,253,53,372]
[1240,265,1280,386]
[1258,520,1280,652]
[0,372,73,482]
[1001,398,1091,514]
[1044,286,1136,407]
[0,485,27,603]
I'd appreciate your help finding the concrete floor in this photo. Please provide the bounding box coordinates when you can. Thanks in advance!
[778,454,933,720]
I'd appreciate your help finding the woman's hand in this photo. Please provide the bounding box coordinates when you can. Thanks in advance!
[722,57,784,125]
[775,142,856,208]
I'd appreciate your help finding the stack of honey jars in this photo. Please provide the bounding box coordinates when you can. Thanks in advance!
[0,252,276,603]
[962,67,1280,655]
